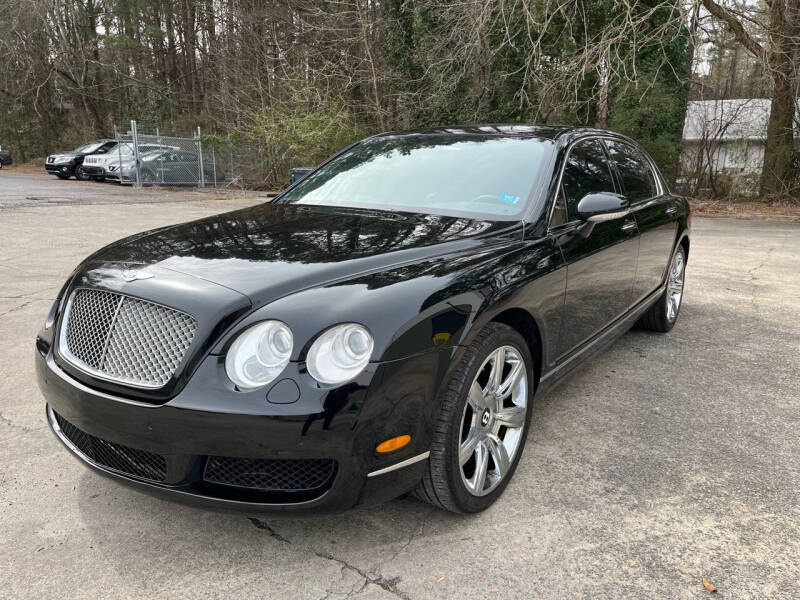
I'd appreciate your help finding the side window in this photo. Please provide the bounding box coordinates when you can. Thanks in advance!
[561,139,615,219]
[605,140,657,203]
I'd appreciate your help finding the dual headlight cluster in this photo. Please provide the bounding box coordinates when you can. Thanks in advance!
[225,321,374,390]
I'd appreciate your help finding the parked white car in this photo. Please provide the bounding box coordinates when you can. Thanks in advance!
[82,143,176,181]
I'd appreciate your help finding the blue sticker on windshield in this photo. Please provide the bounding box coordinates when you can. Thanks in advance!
[498,193,520,204]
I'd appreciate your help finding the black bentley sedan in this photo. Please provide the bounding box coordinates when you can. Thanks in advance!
[36,126,690,513]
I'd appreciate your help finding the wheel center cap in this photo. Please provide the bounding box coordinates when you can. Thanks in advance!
[481,409,491,427]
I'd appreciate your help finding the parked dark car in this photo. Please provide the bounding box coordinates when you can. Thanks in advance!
[36,125,690,514]
[0,147,12,168]
[45,140,116,180]
[118,149,224,185]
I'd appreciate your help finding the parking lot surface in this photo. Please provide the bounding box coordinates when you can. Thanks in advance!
[1,174,799,598]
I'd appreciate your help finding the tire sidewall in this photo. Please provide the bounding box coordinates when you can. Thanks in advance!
[444,326,535,513]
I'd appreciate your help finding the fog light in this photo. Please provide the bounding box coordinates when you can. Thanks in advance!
[376,435,411,453]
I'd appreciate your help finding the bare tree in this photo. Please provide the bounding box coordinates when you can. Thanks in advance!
[700,0,799,196]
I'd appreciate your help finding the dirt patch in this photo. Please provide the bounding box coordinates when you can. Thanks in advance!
[690,199,800,221]
[1,159,45,174]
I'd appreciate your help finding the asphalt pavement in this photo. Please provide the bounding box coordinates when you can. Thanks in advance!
[1,173,798,599]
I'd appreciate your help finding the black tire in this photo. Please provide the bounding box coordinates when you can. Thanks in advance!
[75,166,91,181]
[92,176,105,182]
[636,244,686,333]
[140,169,156,186]
[413,322,534,513]
[56,173,70,180]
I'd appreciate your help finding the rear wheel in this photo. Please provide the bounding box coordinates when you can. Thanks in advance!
[140,169,157,186]
[414,323,534,513]
[637,245,686,332]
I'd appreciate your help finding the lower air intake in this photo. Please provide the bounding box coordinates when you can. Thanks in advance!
[203,456,336,492]
[52,410,167,482]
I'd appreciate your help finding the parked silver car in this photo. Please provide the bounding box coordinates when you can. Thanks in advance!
[83,143,175,181]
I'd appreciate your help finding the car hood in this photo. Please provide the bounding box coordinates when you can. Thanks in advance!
[48,152,82,160]
[86,203,520,306]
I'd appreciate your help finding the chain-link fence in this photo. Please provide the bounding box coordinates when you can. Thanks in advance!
[109,121,222,188]
[106,120,311,190]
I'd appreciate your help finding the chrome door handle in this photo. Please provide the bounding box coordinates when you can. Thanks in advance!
[621,220,637,233]
[665,205,678,216]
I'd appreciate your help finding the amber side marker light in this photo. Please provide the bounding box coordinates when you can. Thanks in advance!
[376,435,411,453]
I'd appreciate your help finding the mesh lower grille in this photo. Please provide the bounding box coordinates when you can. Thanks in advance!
[203,456,336,492]
[53,411,167,482]
[61,288,197,388]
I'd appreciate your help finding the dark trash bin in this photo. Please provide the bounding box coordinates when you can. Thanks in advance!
[290,167,313,185]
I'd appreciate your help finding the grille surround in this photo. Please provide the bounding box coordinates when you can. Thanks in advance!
[50,409,167,482]
[58,288,197,389]
[203,456,336,492]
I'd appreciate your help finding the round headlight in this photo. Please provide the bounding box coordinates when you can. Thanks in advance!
[307,323,374,384]
[225,320,293,390]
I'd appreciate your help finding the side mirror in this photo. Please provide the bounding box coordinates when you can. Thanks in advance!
[576,192,629,222]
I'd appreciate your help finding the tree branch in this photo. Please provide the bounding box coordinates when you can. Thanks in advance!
[701,0,767,62]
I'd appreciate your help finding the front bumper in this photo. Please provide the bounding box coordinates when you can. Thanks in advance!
[81,165,106,177]
[36,344,447,512]
[45,163,75,176]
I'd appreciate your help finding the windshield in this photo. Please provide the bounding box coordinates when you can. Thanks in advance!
[74,142,107,154]
[139,151,165,161]
[276,134,553,219]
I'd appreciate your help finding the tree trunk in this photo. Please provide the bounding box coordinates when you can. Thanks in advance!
[760,0,797,196]
[761,76,797,195]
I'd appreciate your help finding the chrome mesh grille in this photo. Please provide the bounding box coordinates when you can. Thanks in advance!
[60,288,196,388]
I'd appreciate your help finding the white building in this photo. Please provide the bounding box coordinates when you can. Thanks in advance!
[680,98,772,193]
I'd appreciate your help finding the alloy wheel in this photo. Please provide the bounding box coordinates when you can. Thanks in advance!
[459,345,528,496]
[666,249,685,322]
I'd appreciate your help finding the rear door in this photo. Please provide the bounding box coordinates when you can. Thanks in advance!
[552,138,639,359]
[604,139,678,303]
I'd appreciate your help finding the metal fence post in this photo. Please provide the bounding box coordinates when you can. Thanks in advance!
[212,146,217,187]
[131,119,141,188]
[115,125,123,178]
[157,132,164,185]
[197,126,205,188]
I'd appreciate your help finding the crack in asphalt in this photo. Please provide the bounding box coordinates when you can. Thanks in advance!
[247,517,410,599]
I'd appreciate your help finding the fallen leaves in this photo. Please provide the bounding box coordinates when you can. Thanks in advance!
[702,577,717,593]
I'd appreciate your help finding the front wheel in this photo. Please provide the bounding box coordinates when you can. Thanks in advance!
[75,166,91,181]
[637,245,686,332]
[414,323,534,513]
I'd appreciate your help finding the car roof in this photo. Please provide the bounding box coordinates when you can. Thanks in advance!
[372,124,635,145]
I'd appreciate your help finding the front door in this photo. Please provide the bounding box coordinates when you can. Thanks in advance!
[552,138,639,359]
